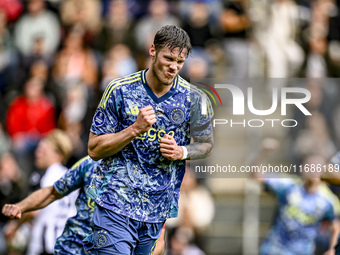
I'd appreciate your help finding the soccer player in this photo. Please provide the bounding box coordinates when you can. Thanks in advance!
[85,25,214,254]
[253,139,340,255]
[2,156,167,255]
[18,129,78,255]
[322,151,340,255]
[2,156,96,254]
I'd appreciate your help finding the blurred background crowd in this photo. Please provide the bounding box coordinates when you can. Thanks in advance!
[1,0,340,254]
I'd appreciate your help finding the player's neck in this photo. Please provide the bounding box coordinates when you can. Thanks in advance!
[304,181,319,194]
[145,69,172,98]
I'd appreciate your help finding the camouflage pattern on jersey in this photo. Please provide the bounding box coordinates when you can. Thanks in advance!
[53,156,97,255]
[88,70,213,222]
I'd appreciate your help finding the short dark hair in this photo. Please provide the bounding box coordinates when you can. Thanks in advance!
[153,25,192,57]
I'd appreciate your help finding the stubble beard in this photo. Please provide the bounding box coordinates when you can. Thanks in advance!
[152,57,175,86]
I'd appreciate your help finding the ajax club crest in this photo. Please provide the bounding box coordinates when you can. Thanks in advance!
[170,108,185,124]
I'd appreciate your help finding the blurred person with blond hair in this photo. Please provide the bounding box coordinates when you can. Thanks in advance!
[25,129,78,255]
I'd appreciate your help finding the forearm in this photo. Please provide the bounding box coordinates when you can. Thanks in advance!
[16,186,61,213]
[329,220,340,250]
[88,126,139,161]
[186,134,214,160]
[88,105,156,160]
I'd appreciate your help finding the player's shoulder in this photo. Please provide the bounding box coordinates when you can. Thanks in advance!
[104,71,143,93]
[265,177,299,188]
[177,75,205,96]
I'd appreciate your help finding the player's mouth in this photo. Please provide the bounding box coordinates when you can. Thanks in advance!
[167,71,176,77]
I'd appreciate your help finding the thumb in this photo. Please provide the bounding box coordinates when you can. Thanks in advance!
[16,211,22,219]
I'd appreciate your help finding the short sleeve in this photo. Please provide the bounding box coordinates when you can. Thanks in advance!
[264,178,296,198]
[53,161,85,196]
[190,90,214,138]
[323,203,336,222]
[90,82,120,135]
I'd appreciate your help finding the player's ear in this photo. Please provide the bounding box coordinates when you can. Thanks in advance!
[149,44,156,59]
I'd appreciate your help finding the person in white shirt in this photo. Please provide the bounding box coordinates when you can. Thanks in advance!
[27,129,78,255]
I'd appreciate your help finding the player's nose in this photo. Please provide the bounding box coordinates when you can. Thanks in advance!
[169,61,177,70]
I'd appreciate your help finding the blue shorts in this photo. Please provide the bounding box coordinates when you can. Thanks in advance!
[83,206,164,255]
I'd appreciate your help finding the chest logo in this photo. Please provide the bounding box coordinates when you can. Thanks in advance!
[170,108,185,124]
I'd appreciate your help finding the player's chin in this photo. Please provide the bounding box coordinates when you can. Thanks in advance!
[164,79,175,86]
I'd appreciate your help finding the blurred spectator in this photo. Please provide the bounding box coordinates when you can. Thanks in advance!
[0,0,23,23]
[29,59,68,119]
[293,110,337,166]
[58,82,88,163]
[261,0,304,79]
[25,129,77,255]
[5,76,56,174]
[52,26,98,92]
[166,226,206,255]
[14,0,61,62]
[299,27,340,78]
[219,0,251,78]
[180,55,210,81]
[297,0,340,78]
[100,43,137,92]
[166,168,214,253]
[328,0,340,42]
[0,9,16,96]
[182,1,215,49]
[60,0,102,41]
[303,29,329,78]
[289,79,338,165]
[133,0,180,66]
[178,170,215,233]
[94,0,135,54]
[0,121,11,157]
[0,152,28,254]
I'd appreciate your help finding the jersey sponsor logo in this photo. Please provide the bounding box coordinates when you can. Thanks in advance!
[136,128,174,142]
[96,230,108,247]
[170,108,185,124]
[94,111,105,126]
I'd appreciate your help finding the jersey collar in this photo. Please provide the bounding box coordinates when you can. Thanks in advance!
[141,69,178,104]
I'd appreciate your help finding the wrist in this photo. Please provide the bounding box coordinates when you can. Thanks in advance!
[130,123,141,137]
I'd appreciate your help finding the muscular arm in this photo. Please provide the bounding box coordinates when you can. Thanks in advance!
[2,186,63,219]
[186,133,214,160]
[88,106,156,161]
[88,128,139,161]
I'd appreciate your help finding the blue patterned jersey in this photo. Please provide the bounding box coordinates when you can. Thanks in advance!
[53,156,98,255]
[331,151,340,166]
[260,178,336,255]
[88,69,213,223]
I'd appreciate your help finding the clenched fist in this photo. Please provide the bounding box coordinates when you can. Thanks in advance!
[133,105,156,135]
[2,204,22,219]
[160,134,183,161]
